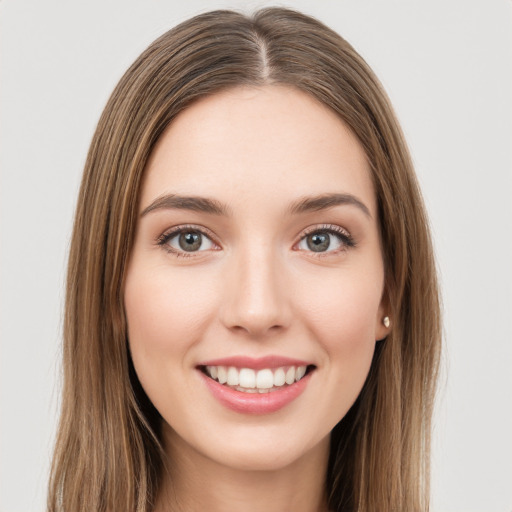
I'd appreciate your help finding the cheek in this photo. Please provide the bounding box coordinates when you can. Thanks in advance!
[297,266,382,377]
[124,265,218,374]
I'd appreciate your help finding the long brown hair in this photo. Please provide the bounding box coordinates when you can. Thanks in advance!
[48,8,441,512]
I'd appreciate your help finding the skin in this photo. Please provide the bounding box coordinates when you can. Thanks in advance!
[124,85,391,512]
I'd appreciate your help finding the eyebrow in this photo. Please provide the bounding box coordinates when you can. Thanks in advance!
[288,193,371,218]
[140,194,229,217]
[140,192,371,219]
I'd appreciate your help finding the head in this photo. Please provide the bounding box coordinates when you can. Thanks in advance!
[49,8,441,512]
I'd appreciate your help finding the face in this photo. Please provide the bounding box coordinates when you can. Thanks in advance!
[124,85,390,472]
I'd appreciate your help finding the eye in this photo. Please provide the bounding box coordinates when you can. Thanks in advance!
[296,226,355,254]
[158,227,217,255]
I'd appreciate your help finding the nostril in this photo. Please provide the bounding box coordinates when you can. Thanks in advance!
[228,322,285,338]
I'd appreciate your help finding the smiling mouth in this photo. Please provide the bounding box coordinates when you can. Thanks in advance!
[199,365,316,394]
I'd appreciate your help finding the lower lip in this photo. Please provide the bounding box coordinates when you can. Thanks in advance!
[200,371,312,414]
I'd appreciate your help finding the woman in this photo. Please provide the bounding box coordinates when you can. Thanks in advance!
[48,8,441,512]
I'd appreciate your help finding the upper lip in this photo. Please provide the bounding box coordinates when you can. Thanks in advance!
[197,355,313,370]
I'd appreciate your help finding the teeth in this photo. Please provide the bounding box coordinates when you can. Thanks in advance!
[217,366,227,384]
[274,367,286,386]
[204,365,310,390]
[207,365,218,380]
[256,369,274,389]
[239,368,256,388]
[227,367,239,386]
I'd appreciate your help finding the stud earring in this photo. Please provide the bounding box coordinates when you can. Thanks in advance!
[383,316,390,328]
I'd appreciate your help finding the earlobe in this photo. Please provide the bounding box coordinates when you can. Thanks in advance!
[375,285,391,340]
[375,294,392,341]
[375,314,391,341]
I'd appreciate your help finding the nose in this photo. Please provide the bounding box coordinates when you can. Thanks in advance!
[219,244,292,338]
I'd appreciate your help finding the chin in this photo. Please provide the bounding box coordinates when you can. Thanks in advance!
[164,417,331,474]
[216,442,309,472]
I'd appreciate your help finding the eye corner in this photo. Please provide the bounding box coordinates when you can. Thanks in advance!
[156,224,221,258]
[295,224,356,255]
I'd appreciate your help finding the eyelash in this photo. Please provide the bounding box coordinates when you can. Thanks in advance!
[296,224,356,255]
[156,225,219,258]
[156,223,356,258]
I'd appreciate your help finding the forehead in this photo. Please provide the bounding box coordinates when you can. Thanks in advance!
[141,85,376,216]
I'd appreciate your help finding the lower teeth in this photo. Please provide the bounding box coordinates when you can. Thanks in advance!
[232,384,286,394]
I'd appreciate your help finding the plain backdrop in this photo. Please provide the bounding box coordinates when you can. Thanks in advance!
[1,1,510,511]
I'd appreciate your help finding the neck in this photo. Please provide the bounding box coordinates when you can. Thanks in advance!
[154,428,330,512]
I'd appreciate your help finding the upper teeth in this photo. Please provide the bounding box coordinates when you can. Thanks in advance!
[206,365,308,390]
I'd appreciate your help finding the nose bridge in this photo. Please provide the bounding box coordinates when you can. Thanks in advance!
[221,239,290,337]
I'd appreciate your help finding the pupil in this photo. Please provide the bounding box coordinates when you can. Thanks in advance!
[307,233,330,252]
[179,232,201,251]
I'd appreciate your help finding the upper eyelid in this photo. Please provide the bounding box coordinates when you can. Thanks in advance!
[157,225,221,258]
[297,224,352,238]
[294,224,356,252]
[156,223,353,250]
[158,224,217,241]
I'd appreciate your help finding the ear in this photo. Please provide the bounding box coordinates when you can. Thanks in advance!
[375,293,392,341]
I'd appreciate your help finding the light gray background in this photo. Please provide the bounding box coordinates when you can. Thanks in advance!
[1,1,510,511]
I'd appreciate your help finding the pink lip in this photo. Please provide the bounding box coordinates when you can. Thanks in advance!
[197,355,311,370]
[198,369,313,415]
